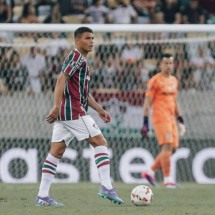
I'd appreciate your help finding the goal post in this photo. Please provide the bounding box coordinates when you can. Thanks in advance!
[1,23,215,32]
[0,24,214,184]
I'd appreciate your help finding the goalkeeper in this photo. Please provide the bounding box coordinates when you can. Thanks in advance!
[141,53,186,188]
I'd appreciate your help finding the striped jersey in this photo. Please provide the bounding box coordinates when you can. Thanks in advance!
[58,49,90,120]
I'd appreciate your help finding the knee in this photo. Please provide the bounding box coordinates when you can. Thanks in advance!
[50,144,66,159]
[50,150,64,159]
[55,151,65,159]
[90,135,108,147]
[161,144,172,152]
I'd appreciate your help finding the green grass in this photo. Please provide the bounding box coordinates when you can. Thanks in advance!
[0,183,215,215]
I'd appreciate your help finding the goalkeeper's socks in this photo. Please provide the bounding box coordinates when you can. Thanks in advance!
[151,153,162,172]
[160,150,172,177]
[94,146,113,190]
[38,153,60,197]
[163,176,174,184]
[147,168,155,176]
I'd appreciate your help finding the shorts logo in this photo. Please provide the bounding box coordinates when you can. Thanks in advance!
[166,133,171,139]
[93,123,99,129]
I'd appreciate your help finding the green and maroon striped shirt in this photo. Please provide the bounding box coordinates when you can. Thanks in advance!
[58,49,90,120]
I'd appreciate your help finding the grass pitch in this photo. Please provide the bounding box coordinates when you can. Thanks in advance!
[0,183,214,215]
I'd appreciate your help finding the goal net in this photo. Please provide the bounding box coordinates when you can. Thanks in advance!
[0,24,214,184]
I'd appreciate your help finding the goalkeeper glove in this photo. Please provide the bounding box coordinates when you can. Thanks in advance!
[141,116,149,137]
[177,116,186,137]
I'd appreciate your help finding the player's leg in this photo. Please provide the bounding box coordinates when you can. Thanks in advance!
[73,115,113,190]
[62,115,123,204]
[86,135,112,188]
[154,123,177,188]
[36,121,72,207]
[141,123,165,186]
[86,134,124,204]
[36,141,66,207]
[160,143,175,187]
[141,153,161,187]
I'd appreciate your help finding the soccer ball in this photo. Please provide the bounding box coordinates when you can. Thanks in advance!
[131,185,153,206]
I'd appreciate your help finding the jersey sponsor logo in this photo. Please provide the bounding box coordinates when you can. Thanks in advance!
[70,61,77,67]
[165,133,171,139]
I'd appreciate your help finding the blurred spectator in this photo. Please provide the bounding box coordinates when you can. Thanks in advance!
[0,48,8,93]
[82,0,110,24]
[106,0,118,9]
[43,3,65,23]
[118,61,139,90]
[199,0,215,15]
[59,0,88,15]
[18,2,38,23]
[21,47,46,94]
[190,45,215,90]
[0,0,14,23]
[121,43,143,63]
[102,56,118,88]
[181,0,206,24]
[132,0,150,24]
[109,0,137,24]
[137,59,150,90]
[35,0,55,17]
[158,0,182,24]
[150,10,165,24]
[179,0,189,6]
[41,56,60,92]
[41,32,70,57]
[5,51,28,92]
[15,0,37,4]
[180,59,195,90]
[207,13,215,24]
[144,0,157,14]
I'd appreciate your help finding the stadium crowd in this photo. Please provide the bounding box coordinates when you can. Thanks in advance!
[0,0,215,24]
[0,0,215,94]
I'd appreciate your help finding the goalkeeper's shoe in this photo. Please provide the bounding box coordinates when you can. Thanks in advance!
[35,196,64,207]
[98,185,124,205]
[141,171,156,187]
[163,182,178,189]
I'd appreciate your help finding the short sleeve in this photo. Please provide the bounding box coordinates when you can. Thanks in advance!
[145,77,157,99]
[61,51,81,77]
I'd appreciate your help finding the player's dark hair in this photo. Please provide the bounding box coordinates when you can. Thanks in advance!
[161,53,173,59]
[74,27,93,38]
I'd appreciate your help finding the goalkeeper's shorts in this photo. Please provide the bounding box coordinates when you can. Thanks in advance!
[153,122,179,149]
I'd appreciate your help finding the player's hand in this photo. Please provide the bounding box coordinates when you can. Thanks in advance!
[141,116,149,137]
[178,123,186,136]
[46,106,59,124]
[97,109,111,123]
[177,116,186,137]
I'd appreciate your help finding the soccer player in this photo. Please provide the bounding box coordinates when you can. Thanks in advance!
[141,53,186,188]
[36,27,124,206]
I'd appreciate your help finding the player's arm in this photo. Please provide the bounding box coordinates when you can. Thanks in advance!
[175,99,182,118]
[141,96,152,137]
[175,99,186,136]
[88,93,111,123]
[143,97,152,118]
[46,73,68,123]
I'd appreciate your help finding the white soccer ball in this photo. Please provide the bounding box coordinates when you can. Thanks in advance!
[131,185,153,206]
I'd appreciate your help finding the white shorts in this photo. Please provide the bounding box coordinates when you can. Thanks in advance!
[51,115,102,146]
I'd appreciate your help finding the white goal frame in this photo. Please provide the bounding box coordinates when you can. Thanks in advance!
[0,24,215,33]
